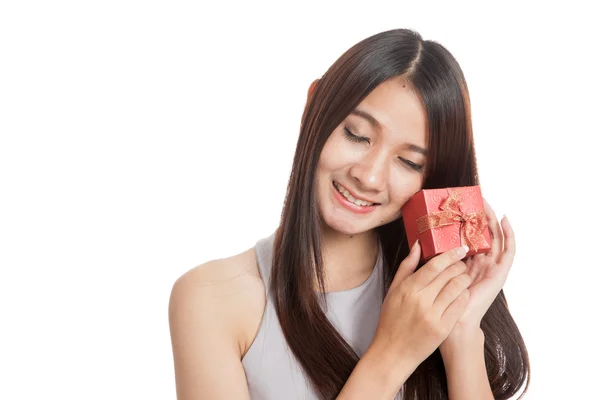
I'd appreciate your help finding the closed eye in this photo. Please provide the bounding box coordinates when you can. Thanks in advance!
[343,127,370,144]
[344,126,424,172]
[400,158,424,172]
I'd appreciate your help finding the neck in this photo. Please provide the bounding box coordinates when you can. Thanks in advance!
[317,225,379,293]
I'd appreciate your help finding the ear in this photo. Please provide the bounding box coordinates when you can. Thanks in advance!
[307,79,319,101]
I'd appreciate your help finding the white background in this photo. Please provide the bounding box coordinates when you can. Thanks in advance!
[1,1,598,399]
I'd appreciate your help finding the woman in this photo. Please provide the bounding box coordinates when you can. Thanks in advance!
[169,28,530,399]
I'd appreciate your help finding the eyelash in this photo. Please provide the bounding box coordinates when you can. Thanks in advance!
[343,126,370,144]
[343,126,425,172]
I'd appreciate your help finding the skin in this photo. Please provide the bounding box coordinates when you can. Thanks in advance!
[439,200,516,399]
[169,76,516,400]
[316,76,428,291]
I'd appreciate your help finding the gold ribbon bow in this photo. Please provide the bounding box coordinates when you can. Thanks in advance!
[415,188,489,252]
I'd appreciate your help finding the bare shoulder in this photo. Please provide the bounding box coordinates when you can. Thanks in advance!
[168,246,267,399]
[169,245,267,356]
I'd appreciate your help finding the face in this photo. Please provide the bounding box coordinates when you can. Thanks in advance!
[316,76,428,236]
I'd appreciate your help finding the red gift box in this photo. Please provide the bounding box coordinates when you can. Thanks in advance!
[401,186,492,261]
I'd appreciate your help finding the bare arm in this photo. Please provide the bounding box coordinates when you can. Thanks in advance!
[336,341,416,400]
[338,243,480,399]
[440,327,494,400]
[168,261,253,400]
[168,242,473,399]
[438,204,517,399]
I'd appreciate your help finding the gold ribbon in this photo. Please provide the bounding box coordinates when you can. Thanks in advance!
[415,188,489,252]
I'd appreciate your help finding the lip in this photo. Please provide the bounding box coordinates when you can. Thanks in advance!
[333,181,380,204]
[332,181,379,214]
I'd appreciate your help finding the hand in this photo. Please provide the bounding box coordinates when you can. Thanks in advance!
[441,198,516,347]
[369,241,472,371]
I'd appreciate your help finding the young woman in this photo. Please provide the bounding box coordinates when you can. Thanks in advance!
[169,28,530,400]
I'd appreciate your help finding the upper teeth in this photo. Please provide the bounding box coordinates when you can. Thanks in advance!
[334,182,375,207]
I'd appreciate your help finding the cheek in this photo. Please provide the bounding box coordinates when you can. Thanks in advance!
[317,137,341,193]
[388,173,422,206]
[318,132,352,172]
[317,136,336,170]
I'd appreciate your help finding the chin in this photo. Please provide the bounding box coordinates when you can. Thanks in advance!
[324,221,371,236]
[320,211,378,236]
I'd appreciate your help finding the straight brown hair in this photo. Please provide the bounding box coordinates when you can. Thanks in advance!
[270,28,530,399]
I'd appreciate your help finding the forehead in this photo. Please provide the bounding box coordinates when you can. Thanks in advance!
[353,76,427,145]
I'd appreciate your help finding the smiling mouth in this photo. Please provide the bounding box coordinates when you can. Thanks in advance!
[333,181,381,207]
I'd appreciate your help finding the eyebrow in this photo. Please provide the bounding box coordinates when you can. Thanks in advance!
[350,108,428,156]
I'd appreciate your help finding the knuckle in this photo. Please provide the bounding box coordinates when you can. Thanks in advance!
[416,296,430,315]
[414,293,426,307]
[398,280,413,297]
[424,258,438,272]
[454,273,470,287]
[423,311,438,328]
[461,272,474,286]
[390,287,404,304]
[427,254,447,271]
[397,285,417,306]
[449,262,466,275]
[448,277,462,292]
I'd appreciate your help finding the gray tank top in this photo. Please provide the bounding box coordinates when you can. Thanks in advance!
[242,231,404,399]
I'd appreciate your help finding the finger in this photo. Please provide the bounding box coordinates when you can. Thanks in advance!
[498,215,516,272]
[482,198,502,262]
[441,289,470,328]
[390,239,421,292]
[408,244,469,290]
[420,260,468,302]
[431,269,472,316]
[465,254,487,281]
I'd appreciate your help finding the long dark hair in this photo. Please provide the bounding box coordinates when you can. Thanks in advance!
[270,28,530,400]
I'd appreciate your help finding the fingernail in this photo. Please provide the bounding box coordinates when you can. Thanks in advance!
[456,245,469,257]
[411,239,420,252]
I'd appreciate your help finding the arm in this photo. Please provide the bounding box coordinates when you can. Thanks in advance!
[438,209,517,400]
[336,242,476,399]
[440,327,494,400]
[336,340,416,400]
[168,262,252,400]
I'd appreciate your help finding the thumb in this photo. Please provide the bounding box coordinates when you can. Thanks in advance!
[390,240,421,291]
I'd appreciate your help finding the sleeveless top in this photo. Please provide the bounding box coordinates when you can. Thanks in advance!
[242,231,404,399]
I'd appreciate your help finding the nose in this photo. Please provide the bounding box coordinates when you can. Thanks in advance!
[349,150,388,193]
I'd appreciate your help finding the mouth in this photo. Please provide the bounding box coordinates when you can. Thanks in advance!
[332,181,381,209]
